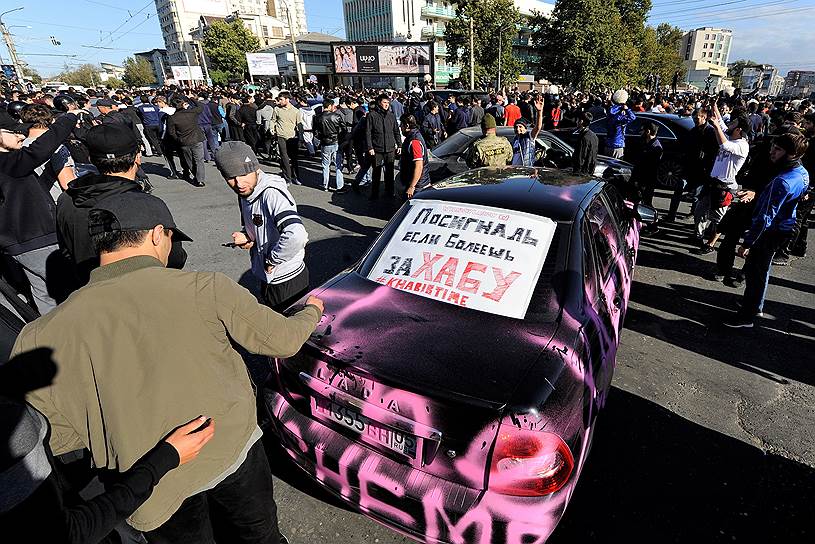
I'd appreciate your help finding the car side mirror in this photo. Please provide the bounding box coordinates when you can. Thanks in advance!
[636,203,658,225]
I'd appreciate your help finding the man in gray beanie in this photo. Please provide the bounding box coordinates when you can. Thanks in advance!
[215,141,310,310]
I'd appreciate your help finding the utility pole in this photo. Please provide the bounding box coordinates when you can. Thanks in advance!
[469,16,474,91]
[0,7,25,85]
[497,29,502,92]
[282,0,303,87]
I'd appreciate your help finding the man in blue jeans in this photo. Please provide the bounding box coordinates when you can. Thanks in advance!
[725,133,809,328]
[315,98,349,193]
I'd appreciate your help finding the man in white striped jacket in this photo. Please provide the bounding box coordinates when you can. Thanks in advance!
[216,141,310,310]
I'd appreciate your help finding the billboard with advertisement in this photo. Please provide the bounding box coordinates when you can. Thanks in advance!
[332,43,433,75]
[246,53,280,76]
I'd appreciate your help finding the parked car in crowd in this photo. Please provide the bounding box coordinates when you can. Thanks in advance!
[421,126,633,184]
[266,166,656,544]
[552,112,695,189]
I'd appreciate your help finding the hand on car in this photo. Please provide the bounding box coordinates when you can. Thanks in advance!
[164,416,215,466]
[406,186,415,199]
[736,245,750,258]
[306,296,325,314]
[231,232,253,249]
[368,149,375,156]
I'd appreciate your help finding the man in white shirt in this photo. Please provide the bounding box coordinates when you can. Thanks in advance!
[694,102,751,253]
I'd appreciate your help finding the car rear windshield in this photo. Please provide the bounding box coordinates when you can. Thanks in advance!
[358,199,569,320]
[430,131,475,158]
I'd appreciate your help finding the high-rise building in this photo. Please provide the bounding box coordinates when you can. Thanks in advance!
[341,0,553,87]
[680,27,733,91]
[154,0,306,67]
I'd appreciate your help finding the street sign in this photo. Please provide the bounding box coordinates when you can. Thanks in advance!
[246,53,279,76]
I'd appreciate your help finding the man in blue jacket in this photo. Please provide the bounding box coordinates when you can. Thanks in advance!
[725,133,809,328]
[605,99,637,159]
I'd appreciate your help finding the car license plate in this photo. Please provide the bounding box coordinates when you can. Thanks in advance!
[312,396,417,459]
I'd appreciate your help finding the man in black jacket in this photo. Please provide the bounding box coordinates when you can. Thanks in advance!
[237,95,259,151]
[572,112,599,175]
[56,123,187,290]
[365,94,402,199]
[166,96,206,187]
[315,99,348,192]
[630,120,663,206]
[0,110,77,315]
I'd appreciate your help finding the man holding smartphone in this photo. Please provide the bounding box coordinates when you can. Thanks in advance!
[216,141,310,311]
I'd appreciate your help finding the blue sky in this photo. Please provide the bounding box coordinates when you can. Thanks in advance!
[4,0,814,77]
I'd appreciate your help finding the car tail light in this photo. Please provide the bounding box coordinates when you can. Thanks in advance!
[488,431,574,496]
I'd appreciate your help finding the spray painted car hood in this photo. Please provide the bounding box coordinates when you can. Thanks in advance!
[307,271,561,409]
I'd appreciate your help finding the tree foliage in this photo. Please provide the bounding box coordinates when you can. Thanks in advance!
[58,64,101,87]
[529,0,630,89]
[23,67,42,84]
[528,0,686,90]
[445,0,524,87]
[122,56,156,87]
[203,20,260,81]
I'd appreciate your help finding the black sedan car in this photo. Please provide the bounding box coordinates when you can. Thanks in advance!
[267,167,656,544]
[552,112,695,188]
[420,126,633,184]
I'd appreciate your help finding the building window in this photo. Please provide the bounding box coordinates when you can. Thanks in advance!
[705,33,710,40]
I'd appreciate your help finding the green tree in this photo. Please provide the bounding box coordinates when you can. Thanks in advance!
[445,0,524,88]
[58,64,101,87]
[104,77,125,89]
[23,67,42,85]
[122,56,156,87]
[203,20,260,81]
[529,0,630,89]
[638,23,686,88]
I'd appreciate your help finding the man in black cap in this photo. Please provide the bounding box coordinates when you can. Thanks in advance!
[0,109,78,315]
[56,123,187,290]
[96,98,141,143]
[14,189,322,544]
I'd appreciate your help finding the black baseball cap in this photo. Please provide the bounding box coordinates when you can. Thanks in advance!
[85,123,140,159]
[96,98,117,107]
[88,192,193,242]
[0,110,29,134]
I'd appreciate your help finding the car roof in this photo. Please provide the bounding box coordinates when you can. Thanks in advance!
[592,111,695,131]
[415,166,601,222]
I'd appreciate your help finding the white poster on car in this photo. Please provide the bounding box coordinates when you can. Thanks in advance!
[246,53,280,76]
[367,200,556,319]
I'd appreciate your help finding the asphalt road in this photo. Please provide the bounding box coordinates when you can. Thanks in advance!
[143,152,814,543]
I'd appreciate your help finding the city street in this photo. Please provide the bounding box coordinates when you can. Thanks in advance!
[146,153,814,543]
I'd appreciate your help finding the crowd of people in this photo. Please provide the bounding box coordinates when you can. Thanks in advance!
[0,75,812,542]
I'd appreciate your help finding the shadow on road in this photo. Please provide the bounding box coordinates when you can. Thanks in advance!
[554,387,814,542]
[626,280,815,386]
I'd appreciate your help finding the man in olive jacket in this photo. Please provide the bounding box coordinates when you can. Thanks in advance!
[14,191,323,542]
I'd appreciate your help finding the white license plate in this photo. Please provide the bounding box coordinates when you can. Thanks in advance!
[312,396,417,459]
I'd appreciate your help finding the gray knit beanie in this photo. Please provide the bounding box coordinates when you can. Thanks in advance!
[214,141,260,179]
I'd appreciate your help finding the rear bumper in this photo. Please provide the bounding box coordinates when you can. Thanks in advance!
[267,390,569,544]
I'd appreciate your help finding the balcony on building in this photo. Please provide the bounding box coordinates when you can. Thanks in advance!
[421,25,446,39]
[421,5,456,19]
[435,44,447,56]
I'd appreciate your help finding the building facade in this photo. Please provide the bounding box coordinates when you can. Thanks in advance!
[258,32,338,87]
[681,27,733,92]
[135,48,171,85]
[153,0,306,68]
[740,64,779,95]
[341,0,553,87]
[784,70,815,98]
